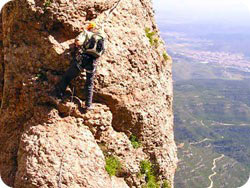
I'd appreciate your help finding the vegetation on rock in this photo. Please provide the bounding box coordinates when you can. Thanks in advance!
[162,180,171,188]
[162,52,169,61]
[140,160,160,188]
[129,135,142,149]
[145,27,159,47]
[44,0,51,8]
[105,156,122,176]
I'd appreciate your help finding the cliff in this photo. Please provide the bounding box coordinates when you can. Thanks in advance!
[0,0,177,187]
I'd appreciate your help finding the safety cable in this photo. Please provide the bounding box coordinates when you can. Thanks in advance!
[100,0,123,31]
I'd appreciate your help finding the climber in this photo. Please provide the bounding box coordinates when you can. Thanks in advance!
[51,22,105,110]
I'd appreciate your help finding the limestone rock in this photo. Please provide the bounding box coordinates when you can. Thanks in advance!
[0,0,177,187]
[0,12,3,105]
[16,111,111,188]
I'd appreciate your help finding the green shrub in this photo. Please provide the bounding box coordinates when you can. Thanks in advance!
[140,160,152,174]
[163,52,169,61]
[147,181,160,188]
[130,135,142,149]
[44,0,51,8]
[162,180,171,188]
[153,38,159,47]
[140,160,160,188]
[145,27,158,47]
[105,156,121,176]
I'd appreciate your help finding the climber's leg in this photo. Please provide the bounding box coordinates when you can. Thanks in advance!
[82,54,97,109]
[84,71,95,109]
[53,61,81,98]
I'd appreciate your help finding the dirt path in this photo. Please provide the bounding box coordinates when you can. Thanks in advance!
[207,154,225,188]
[190,138,212,145]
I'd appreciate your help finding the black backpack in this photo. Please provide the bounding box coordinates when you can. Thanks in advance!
[84,32,105,58]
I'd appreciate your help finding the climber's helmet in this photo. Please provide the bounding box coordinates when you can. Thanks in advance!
[86,22,96,31]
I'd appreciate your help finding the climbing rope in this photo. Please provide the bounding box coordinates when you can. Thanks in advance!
[100,0,123,31]
[107,0,123,17]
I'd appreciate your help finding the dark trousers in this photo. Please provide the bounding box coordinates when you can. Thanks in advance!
[56,54,97,108]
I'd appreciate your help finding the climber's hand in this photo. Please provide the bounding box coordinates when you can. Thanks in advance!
[75,40,82,47]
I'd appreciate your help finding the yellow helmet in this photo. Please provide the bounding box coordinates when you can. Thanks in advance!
[86,21,96,30]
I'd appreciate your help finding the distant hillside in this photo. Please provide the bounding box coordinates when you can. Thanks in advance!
[155,5,250,187]
[174,79,250,188]
[173,61,250,81]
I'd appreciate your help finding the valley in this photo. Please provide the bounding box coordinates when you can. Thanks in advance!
[159,26,250,188]
[154,3,250,187]
[173,79,250,188]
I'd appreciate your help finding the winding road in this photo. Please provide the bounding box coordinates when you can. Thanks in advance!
[207,154,225,188]
[190,138,212,145]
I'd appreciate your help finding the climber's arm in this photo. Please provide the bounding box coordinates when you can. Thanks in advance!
[75,30,87,46]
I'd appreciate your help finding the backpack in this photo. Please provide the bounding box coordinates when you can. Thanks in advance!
[83,32,105,58]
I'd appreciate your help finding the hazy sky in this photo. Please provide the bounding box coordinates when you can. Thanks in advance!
[153,0,250,25]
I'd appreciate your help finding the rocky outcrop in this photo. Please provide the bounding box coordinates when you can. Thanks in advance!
[0,0,177,187]
[0,12,3,105]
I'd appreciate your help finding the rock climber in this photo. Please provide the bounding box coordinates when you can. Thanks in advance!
[51,22,105,110]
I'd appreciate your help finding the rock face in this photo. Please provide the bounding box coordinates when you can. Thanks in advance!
[0,0,177,187]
